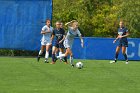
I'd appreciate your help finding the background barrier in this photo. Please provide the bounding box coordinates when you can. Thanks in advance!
[72,37,140,60]
[0,0,139,60]
[0,0,52,50]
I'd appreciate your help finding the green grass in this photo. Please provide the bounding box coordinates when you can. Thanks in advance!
[0,57,140,93]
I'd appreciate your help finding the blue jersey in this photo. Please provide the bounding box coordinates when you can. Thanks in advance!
[52,28,65,42]
[118,27,128,43]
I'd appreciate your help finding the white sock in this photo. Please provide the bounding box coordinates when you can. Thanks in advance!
[70,56,73,65]
[39,50,43,56]
[45,51,49,59]
[57,54,65,59]
[55,53,57,57]
[59,52,63,59]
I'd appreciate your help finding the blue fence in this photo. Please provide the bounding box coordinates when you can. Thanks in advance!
[72,38,140,60]
[0,1,139,60]
[0,0,52,50]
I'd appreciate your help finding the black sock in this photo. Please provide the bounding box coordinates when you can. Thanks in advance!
[123,53,128,61]
[52,54,55,62]
[64,56,67,62]
[115,53,119,62]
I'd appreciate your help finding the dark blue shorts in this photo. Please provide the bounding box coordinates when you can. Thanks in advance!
[53,41,64,49]
[117,41,128,47]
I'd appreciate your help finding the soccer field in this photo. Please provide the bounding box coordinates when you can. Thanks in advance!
[0,57,140,93]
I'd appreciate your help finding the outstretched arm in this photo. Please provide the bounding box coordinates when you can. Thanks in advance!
[65,20,77,26]
[79,35,84,47]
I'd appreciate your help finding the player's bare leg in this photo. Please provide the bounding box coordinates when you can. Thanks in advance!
[45,45,51,63]
[110,46,120,63]
[37,45,45,62]
[59,48,67,63]
[51,46,57,64]
[122,46,128,64]
[115,46,121,62]
[59,48,63,61]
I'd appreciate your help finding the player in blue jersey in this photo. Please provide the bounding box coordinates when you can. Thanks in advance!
[37,19,53,63]
[57,20,84,67]
[54,22,67,62]
[51,21,67,64]
[110,21,129,64]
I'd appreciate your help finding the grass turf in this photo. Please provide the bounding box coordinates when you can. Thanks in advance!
[0,57,140,93]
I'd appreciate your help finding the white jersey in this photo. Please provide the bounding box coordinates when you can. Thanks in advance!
[40,25,53,45]
[64,27,81,48]
[41,25,53,42]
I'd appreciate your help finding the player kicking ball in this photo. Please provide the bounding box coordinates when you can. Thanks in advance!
[37,19,53,63]
[110,21,129,64]
[56,20,84,67]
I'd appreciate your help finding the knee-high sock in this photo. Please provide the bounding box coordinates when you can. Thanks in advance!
[59,52,63,59]
[52,54,55,62]
[57,54,65,59]
[38,50,43,56]
[64,56,67,62]
[45,51,49,59]
[115,52,119,62]
[123,53,128,61]
[70,56,73,65]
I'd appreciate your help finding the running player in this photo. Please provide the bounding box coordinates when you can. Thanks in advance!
[110,21,129,64]
[37,19,53,63]
[56,20,84,67]
[54,22,66,62]
[51,21,67,64]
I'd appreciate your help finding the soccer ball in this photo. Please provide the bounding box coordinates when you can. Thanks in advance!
[76,62,83,69]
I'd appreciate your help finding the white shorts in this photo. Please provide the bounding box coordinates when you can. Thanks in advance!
[41,39,52,46]
[63,39,73,49]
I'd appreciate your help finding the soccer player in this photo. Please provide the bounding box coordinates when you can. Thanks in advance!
[110,21,129,64]
[51,21,67,64]
[54,22,66,62]
[37,19,53,63]
[57,20,84,67]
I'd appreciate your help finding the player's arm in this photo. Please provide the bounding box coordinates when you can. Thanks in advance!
[59,35,65,43]
[41,30,46,34]
[59,29,66,43]
[50,30,55,43]
[65,20,77,26]
[77,29,84,47]
[113,34,119,43]
[114,31,129,43]
[79,35,84,48]
[50,34,54,44]
[41,28,51,34]
[119,32,129,38]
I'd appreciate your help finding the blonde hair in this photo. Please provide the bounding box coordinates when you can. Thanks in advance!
[71,21,78,27]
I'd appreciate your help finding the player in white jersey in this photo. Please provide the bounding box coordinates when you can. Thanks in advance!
[37,19,53,63]
[57,20,84,67]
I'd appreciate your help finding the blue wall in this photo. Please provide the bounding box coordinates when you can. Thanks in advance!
[0,1,139,60]
[72,38,140,60]
[0,0,52,50]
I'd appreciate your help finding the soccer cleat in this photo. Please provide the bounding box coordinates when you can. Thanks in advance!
[50,62,55,64]
[110,60,116,64]
[125,61,129,64]
[45,59,49,63]
[60,59,65,62]
[126,62,128,64]
[71,64,74,67]
[54,57,58,62]
[37,56,41,62]
[60,59,63,62]
[64,62,68,64]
